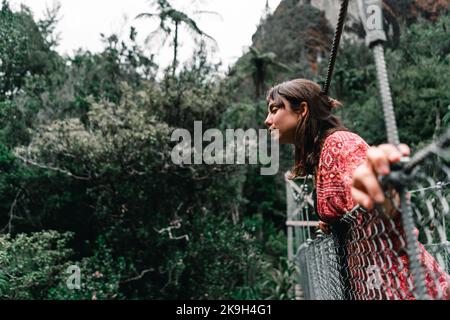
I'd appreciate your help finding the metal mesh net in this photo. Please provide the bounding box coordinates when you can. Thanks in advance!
[287,153,450,300]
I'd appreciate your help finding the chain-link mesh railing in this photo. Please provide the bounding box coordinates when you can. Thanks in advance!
[286,139,450,300]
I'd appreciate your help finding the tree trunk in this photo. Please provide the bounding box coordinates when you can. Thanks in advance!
[172,21,179,76]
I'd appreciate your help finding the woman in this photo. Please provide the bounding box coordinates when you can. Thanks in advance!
[265,78,449,300]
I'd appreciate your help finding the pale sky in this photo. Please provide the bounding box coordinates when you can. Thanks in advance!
[11,0,282,71]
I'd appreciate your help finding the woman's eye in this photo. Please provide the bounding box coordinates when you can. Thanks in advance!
[271,108,278,114]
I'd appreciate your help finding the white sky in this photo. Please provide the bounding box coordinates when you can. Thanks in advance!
[11,0,282,71]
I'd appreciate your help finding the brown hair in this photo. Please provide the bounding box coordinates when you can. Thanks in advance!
[267,79,347,178]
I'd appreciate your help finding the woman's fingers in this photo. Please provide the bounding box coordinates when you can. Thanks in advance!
[367,147,391,175]
[352,162,385,207]
[352,143,411,210]
[366,144,409,175]
[398,144,411,157]
[376,144,403,164]
[351,185,375,210]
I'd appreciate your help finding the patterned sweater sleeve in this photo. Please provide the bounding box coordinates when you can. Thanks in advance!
[316,132,370,224]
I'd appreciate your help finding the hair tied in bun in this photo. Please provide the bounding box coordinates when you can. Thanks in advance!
[329,97,343,109]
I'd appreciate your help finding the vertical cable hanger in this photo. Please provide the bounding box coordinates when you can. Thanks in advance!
[321,0,349,96]
[357,0,429,299]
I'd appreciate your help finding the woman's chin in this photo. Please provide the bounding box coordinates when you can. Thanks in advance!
[270,130,291,144]
[270,130,280,142]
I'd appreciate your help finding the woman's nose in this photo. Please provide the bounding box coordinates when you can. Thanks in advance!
[264,114,272,127]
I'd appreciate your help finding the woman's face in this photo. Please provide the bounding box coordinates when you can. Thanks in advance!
[264,97,300,145]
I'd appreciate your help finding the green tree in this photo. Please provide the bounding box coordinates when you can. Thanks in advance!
[243,47,290,101]
[136,0,215,76]
[333,13,450,147]
[0,1,60,100]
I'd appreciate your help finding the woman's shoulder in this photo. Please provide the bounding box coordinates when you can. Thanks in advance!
[319,130,369,169]
[323,130,369,150]
[324,131,368,146]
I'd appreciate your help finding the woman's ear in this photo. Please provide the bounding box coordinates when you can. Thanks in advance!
[299,102,308,118]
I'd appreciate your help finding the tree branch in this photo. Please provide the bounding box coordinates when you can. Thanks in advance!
[1,190,22,234]
[14,153,91,181]
[120,268,155,285]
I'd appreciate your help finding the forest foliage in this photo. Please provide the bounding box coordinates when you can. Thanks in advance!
[0,0,448,299]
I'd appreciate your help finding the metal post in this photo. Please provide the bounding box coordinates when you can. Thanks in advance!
[286,175,295,263]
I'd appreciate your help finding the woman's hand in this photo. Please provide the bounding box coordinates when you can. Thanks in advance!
[351,144,411,211]
[318,221,331,235]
